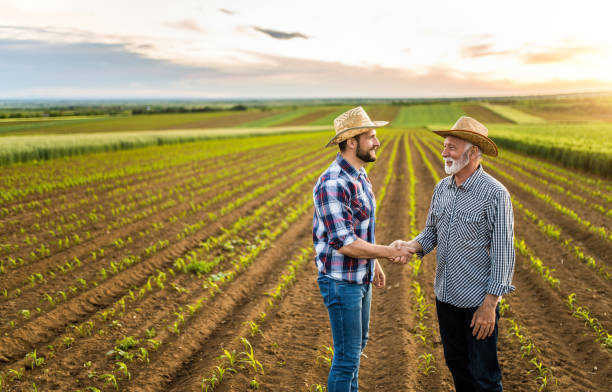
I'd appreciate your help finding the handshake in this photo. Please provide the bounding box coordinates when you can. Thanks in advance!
[387,239,422,264]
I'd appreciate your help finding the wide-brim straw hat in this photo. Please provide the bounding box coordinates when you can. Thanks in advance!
[433,116,498,156]
[325,106,389,147]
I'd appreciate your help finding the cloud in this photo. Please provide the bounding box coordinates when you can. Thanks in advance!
[219,8,237,15]
[253,27,308,40]
[0,39,220,96]
[522,45,598,64]
[461,43,514,58]
[1,38,610,99]
[164,19,205,33]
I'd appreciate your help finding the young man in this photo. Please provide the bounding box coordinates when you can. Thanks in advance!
[313,107,412,392]
[394,116,515,392]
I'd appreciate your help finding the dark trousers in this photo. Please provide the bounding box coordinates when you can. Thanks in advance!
[436,298,503,392]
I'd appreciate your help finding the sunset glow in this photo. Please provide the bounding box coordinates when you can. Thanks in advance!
[1,0,611,98]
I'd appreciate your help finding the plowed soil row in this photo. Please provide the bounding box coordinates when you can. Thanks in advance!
[165,110,285,129]
[129,132,402,392]
[0,140,296,230]
[0,133,309,215]
[277,108,338,126]
[0,142,321,292]
[1,129,609,392]
[3,149,334,370]
[2,143,334,388]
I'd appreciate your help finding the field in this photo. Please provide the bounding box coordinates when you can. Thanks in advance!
[0,99,610,391]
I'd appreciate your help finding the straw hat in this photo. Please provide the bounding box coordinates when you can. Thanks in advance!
[433,116,498,157]
[325,106,389,147]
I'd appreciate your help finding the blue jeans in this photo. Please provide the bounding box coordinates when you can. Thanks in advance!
[318,274,372,392]
[436,298,502,392]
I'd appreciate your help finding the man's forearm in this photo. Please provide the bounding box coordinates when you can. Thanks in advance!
[338,238,396,259]
[481,293,501,308]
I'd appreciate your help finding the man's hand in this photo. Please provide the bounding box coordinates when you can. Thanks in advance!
[388,240,422,264]
[470,294,500,340]
[373,260,386,288]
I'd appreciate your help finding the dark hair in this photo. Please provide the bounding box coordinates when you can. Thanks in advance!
[338,135,359,152]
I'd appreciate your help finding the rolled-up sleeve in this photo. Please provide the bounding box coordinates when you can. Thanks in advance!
[414,187,439,256]
[487,190,516,296]
[314,179,358,250]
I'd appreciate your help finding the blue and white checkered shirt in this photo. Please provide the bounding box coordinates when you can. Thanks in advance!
[313,153,376,284]
[415,165,515,308]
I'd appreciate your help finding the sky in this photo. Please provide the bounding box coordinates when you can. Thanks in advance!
[1,0,612,99]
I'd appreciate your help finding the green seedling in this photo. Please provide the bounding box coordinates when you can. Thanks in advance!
[218,348,238,369]
[244,320,260,337]
[115,362,130,380]
[240,337,264,375]
[25,349,44,369]
[99,373,118,390]
[418,353,436,375]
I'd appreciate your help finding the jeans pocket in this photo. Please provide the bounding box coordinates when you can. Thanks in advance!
[318,275,340,308]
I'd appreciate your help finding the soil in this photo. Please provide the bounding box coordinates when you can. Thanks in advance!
[0,129,609,392]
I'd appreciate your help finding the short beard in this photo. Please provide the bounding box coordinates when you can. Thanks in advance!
[356,140,376,163]
[444,145,471,175]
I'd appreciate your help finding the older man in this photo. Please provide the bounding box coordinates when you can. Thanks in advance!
[313,107,412,392]
[394,116,515,392]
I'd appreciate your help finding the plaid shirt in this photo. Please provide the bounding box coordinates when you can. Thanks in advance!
[415,165,515,308]
[313,153,376,284]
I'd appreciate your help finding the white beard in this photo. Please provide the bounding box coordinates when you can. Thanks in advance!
[444,150,470,175]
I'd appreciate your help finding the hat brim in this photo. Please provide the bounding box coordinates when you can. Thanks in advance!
[325,121,389,147]
[433,129,498,157]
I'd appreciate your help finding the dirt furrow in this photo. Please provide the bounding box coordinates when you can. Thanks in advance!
[0,156,327,366]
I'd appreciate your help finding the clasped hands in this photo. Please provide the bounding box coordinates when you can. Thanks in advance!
[387,239,421,264]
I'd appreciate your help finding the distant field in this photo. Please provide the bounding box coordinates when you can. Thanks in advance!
[481,103,546,124]
[362,105,402,125]
[461,104,513,123]
[237,107,323,127]
[512,97,612,122]
[308,106,353,125]
[0,126,329,166]
[392,103,466,127]
[0,110,284,136]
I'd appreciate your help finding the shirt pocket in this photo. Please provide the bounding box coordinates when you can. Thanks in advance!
[455,210,487,244]
[351,194,370,222]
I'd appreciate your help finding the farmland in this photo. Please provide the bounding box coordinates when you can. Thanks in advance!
[0,98,610,391]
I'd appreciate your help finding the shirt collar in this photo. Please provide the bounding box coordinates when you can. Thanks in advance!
[336,153,365,180]
[448,164,483,191]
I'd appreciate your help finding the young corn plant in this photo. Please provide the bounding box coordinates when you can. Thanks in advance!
[418,353,436,375]
[316,345,334,368]
[239,337,264,375]
[24,349,45,369]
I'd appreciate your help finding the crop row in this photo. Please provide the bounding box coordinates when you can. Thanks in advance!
[500,299,558,391]
[0,149,332,339]
[0,142,321,282]
[0,132,322,206]
[511,197,609,279]
[0,145,330,390]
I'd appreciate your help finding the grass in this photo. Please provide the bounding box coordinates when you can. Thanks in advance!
[487,123,612,177]
[392,103,466,127]
[0,126,329,166]
[481,103,546,124]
